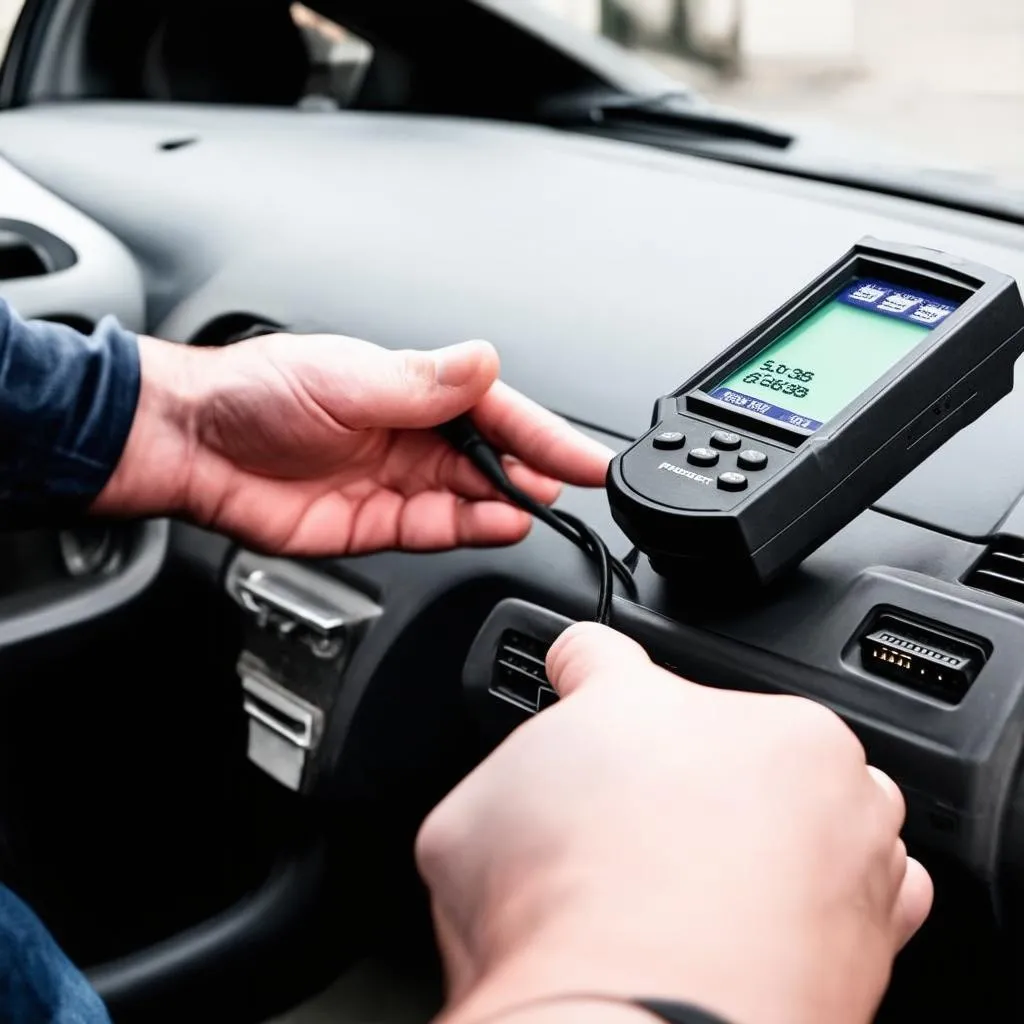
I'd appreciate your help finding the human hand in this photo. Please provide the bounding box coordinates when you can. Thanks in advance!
[93,334,613,555]
[416,623,933,1024]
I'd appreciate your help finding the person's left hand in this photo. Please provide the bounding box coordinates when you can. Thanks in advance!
[93,333,613,555]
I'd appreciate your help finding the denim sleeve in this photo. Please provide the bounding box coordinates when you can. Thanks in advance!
[0,882,111,1024]
[0,298,140,527]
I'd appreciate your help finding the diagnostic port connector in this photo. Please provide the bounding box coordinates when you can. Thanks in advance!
[859,613,988,704]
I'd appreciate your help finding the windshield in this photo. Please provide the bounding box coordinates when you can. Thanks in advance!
[533,0,1024,187]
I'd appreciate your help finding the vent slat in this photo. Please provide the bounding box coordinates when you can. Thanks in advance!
[972,569,1024,587]
[500,644,546,669]
[971,570,1024,597]
[965,542,1024,604]
[987,550,1024,570]
[491,629,558,715]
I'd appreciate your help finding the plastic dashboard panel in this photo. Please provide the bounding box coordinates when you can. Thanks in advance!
[0,153,167,644]
[0,154,144,327]
[5,101,1024,890]
[3,103,1024,539]
[296,476,1024,885]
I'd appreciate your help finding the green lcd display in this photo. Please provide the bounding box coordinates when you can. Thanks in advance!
[706,278,960,432]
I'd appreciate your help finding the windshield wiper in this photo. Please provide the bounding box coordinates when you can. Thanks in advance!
[541,90,1024,225]
[544,91,794,150]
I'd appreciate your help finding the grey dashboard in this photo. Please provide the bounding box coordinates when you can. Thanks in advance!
[4,100,1024,894]
[0,148,163,646]
[2,102,1023,540]
[0,150,143,327]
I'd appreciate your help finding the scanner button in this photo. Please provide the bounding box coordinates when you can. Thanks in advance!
[688,447,719,467]
[737,449,768,471]
[710,430,742,451]
[653,430,686,450]
[718,472,748,492]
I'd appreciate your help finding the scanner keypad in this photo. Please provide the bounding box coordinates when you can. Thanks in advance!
[650,429,772,490]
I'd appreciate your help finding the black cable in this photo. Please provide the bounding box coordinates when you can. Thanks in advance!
[436,415,638,626]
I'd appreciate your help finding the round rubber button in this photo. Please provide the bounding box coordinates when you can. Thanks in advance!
[688,447,719,467]
[710,430,742,451]
[652,430,686,450]
[737,449,768,471]
[718,472,748,492]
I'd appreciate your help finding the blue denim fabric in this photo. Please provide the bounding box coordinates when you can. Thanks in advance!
[0,298,140,526]
[0,883,110,1023]
[0,298,138,1018]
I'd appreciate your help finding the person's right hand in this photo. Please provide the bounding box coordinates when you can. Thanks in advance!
[416,623,933,1024]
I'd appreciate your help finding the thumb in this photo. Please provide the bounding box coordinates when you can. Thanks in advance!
[546,622,653,698]
[357,339,500,430]
[894,857,934,949]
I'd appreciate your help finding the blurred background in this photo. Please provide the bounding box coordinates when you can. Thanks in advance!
[0,0,1021,182]
[0,1,17,52]
[536,0,1024,182]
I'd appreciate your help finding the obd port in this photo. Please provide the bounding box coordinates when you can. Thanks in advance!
[858,613,988,704]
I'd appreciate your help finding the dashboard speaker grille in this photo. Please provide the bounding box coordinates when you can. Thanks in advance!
[964,541,1024,604]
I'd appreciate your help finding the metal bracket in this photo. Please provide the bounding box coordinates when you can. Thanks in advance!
[239,659,324,791]
[225,551,383,791]
[226,551,381,660]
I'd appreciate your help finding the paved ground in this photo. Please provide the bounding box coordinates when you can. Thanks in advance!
[643,0,1024,183]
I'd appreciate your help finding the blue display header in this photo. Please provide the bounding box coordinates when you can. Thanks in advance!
[836,278,960,327]
[705,388,823,431]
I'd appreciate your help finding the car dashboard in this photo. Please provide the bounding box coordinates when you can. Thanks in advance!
[2,100,1024,1017]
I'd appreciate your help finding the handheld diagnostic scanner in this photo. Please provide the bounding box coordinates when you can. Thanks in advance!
[607,238,1024,587]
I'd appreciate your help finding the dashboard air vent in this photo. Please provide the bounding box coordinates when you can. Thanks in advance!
[0,229,48,279]
[964,541,1024,604]
[0,220,76,277]
[189,314,282,347]
[490,629,558,715]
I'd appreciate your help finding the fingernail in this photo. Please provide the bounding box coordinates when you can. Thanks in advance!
[434,341,489,388]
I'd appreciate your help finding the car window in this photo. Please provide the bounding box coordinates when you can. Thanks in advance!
[535,0,1024,189]
[290,3,373,109]
[0,0,25,64]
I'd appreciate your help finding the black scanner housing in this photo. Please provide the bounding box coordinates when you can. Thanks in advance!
[607,238,1024,587]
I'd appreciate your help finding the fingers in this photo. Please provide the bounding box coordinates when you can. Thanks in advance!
[868,765,907,832]
[426,446,562,506]
[865,767,933,948]
[546,622,652,698]
[395,492,533,551]
[309,338,503,431]
[396,340,501,427]
[505,460,562,505]
[290,334,611,487]
[472,381,616,487]
[894,857,934,949]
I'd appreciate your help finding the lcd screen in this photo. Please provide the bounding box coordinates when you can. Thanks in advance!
[705,279,960,431]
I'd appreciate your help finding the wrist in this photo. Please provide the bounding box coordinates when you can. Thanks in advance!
[436,911,874,1024]
[441,996,663,1024]
[438,930,732,1024]
[92,337,208,518]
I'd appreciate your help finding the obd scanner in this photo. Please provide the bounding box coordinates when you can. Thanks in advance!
[457,239,1024,901]
[608,238,1024,587]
